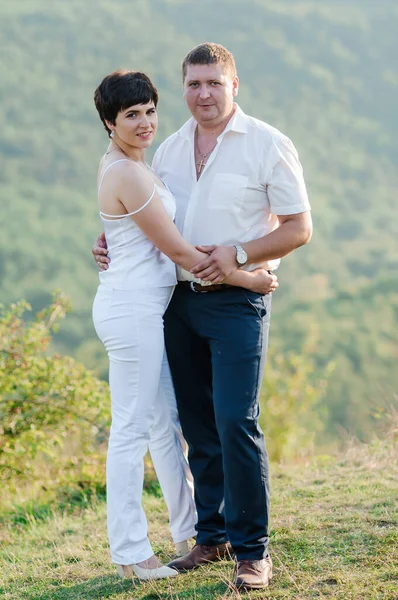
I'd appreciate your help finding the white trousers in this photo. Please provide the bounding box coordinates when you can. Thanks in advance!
[93,285,196,565]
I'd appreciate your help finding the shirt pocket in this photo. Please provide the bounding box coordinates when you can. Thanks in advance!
[208,173,248,212]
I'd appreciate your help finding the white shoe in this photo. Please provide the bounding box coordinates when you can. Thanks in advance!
[174,540,189,557]
[115,563,178,580]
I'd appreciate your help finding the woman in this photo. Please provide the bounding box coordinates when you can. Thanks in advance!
[92,70,277,580]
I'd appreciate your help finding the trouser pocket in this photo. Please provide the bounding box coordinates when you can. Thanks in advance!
[243,290,270,319]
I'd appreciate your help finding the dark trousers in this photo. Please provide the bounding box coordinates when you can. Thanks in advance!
[164,284,271,560]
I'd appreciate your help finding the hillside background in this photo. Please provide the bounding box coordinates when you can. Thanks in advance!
[1,0,397,442]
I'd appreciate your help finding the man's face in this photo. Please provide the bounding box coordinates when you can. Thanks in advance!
[183,63,239,127]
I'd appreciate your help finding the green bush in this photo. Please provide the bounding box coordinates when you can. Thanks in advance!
[0,293,110,509]
[260,336,331,462]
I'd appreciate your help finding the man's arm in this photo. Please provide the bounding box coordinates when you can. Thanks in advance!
[191,211,312,282]
[243,211,313,262]
[92,232,110,270]
[192,132,312,283]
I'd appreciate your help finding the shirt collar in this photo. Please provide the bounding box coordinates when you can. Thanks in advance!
[177,103,248,141]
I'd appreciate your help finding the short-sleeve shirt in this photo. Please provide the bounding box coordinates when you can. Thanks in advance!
[152,104,311,279]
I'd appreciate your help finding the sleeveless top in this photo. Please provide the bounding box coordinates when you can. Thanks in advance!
[97,159,177,290]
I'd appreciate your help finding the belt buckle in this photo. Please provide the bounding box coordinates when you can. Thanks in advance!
[190,281,208,293]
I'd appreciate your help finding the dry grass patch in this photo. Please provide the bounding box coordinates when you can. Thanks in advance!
[0,439,397,599]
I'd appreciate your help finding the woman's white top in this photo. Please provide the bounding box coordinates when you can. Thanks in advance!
[98,159,177,290]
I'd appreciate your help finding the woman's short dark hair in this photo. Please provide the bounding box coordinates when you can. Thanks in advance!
[94,70,158,137]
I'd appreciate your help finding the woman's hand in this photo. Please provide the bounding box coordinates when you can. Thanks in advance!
[246,269,279,294]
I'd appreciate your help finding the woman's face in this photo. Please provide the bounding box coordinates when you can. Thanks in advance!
[109,101,158,149]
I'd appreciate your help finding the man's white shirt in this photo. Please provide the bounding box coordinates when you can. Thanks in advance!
[152,104,311,281]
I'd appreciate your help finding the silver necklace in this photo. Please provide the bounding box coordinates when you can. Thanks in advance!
[195,130,217,175]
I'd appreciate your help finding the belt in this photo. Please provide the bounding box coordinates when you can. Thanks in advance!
[177,281,238,293]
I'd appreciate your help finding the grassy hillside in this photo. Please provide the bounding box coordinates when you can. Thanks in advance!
[1,436,397,599]
[1,0,397,438]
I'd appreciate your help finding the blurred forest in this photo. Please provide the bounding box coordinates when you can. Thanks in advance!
[1,0,397,442]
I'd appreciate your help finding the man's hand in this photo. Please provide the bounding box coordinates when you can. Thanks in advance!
[247,269,279,295]
[92,232,110,271]
[191,245,238,283]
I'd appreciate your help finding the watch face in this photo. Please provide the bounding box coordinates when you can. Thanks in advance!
[235,245,247,265]
[237,251,246,265]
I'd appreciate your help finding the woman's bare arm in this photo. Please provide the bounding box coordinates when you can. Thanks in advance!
[225,268,279,294]
[116,164,207,271]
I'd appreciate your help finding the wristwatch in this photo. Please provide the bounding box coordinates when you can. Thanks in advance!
[234,244,248,266]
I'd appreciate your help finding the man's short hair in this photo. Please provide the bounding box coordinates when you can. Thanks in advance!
[94,70,158,137]
[182,42,237,80]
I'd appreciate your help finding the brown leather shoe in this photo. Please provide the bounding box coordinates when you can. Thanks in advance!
[235,556,273,590]
[168,543,233,572]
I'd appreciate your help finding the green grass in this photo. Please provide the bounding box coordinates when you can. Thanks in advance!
[1,439,397,600]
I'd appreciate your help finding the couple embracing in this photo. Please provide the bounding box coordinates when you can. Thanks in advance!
[91,42,312,592]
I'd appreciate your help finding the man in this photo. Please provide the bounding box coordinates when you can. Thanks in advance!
[93,43,312,590]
